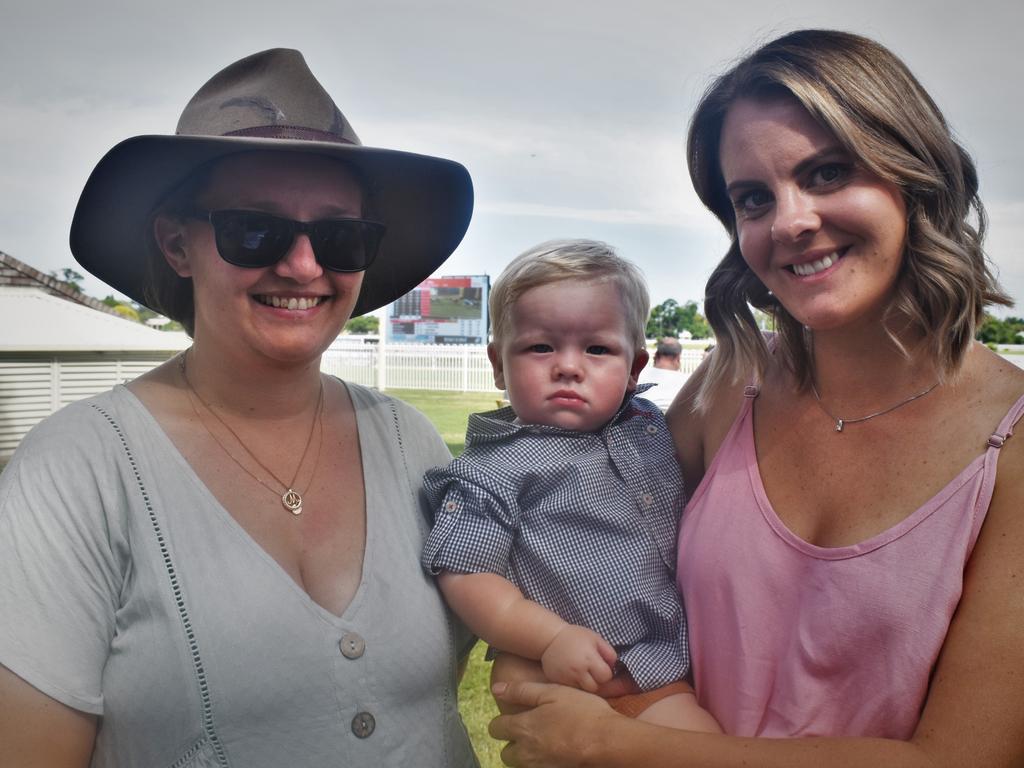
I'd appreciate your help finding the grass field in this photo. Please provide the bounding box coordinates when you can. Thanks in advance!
[390,388,505,767]
[388,388,504,455]
[456,643,505,767]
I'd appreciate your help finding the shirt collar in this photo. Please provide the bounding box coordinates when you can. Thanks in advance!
[465,383,657,447]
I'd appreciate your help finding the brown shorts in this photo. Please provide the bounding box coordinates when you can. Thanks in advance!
[605,680,695,719]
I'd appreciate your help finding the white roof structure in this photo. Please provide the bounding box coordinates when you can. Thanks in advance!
[0,287,189,352]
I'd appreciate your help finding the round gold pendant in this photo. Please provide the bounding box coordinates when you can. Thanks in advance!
[282,489,303,515]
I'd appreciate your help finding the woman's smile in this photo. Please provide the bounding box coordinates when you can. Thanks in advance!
[786,247,848,278]
[252,293,330,311]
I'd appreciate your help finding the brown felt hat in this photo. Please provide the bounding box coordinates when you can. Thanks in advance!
[70,48,473,316]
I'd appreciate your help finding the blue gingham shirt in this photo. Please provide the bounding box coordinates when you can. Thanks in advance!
[421,386,689,690]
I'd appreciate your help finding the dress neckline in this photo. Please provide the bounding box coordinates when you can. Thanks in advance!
[113,382,374,624]
[738,390,1024,559]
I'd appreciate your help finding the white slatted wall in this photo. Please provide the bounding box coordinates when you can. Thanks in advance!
[0,353,175,459]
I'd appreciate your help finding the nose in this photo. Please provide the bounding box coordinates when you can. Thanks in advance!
[274,233,323,283]
[552,351,583,380]
[771,188,820,244]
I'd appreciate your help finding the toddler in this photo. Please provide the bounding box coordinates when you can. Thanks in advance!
[421,240,719,730]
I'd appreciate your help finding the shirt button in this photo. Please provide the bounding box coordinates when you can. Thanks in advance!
[339,632,365,659]
[646,424,658,435]
[641,493,654,507]
[444,500,458,512]
[352,712,376,738]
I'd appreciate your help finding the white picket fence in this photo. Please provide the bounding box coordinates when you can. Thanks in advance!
[320,340,498,392]
[319,339,707,393]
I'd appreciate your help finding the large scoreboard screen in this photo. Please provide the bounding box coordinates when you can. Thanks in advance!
[387,275,490,344]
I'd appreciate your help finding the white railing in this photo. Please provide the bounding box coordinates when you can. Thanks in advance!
[678,350,705,374]
[320,339,708,392]
[320,340,498,392]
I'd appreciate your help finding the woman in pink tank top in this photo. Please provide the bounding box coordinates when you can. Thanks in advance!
[491,29,1024,767]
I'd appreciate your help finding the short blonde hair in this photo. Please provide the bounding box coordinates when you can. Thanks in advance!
[687,29,1012,405]
[489,239,650,350]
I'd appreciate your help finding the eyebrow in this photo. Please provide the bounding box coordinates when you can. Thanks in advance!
[724,145,849,195]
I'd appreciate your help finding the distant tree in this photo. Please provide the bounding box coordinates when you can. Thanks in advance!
[977,315,1024,345]
[100,294,182,331]
[646,299,711,340]
[133,304,159,325]
[345,315,380,335]
[50,267,85,293]
[103,294,146,324]
[112,304,140,322]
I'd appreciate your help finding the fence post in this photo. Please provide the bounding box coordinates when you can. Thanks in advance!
[376,343,387,391]
[461,345,469,392]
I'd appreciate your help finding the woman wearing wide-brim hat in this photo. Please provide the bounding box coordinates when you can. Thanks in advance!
[0,49,478,767]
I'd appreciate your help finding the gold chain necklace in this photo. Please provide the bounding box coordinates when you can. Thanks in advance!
[810,379,939,433]
[180,352,324,514]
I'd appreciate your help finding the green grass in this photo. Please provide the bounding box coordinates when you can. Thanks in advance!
[388,388,504,456]
[388,388,505,767]
[457,643,504,768]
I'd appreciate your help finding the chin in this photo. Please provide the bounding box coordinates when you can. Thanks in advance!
[253,333,336,365]
[552,415,603,432]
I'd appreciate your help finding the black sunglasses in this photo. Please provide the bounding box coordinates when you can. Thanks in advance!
[186,208,386,272]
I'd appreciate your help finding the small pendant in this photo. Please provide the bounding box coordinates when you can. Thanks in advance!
[835,419,844,432]
[282,489,303,515]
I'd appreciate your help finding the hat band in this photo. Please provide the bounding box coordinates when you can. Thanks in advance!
[223,125,356,144]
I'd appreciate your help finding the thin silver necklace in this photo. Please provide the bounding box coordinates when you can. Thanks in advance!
[810,378,940,433]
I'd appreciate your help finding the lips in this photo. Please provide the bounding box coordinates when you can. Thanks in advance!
[550,390,585,404]
[787,247,848,277]
[254,294,328,310]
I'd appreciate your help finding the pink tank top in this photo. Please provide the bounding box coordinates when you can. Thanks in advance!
[677,387,1024,738]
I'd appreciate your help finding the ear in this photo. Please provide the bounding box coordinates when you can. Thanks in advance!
[626,348,649,392]
[487,342,506,390]
[153,213,194,278]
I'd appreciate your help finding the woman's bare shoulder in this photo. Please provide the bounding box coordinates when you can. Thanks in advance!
[667,351,756,492]
[974,344,1024,394]
[958,344,1024,426]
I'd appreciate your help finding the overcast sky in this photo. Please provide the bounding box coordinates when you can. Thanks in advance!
[2,0,1021,318]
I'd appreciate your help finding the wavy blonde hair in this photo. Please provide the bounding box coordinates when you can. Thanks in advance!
[687,29,1012,406]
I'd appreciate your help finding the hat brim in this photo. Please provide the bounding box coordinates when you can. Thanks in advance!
[70,134,473,317]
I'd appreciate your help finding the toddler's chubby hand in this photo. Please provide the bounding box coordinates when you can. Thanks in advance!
[540,624,617,692]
